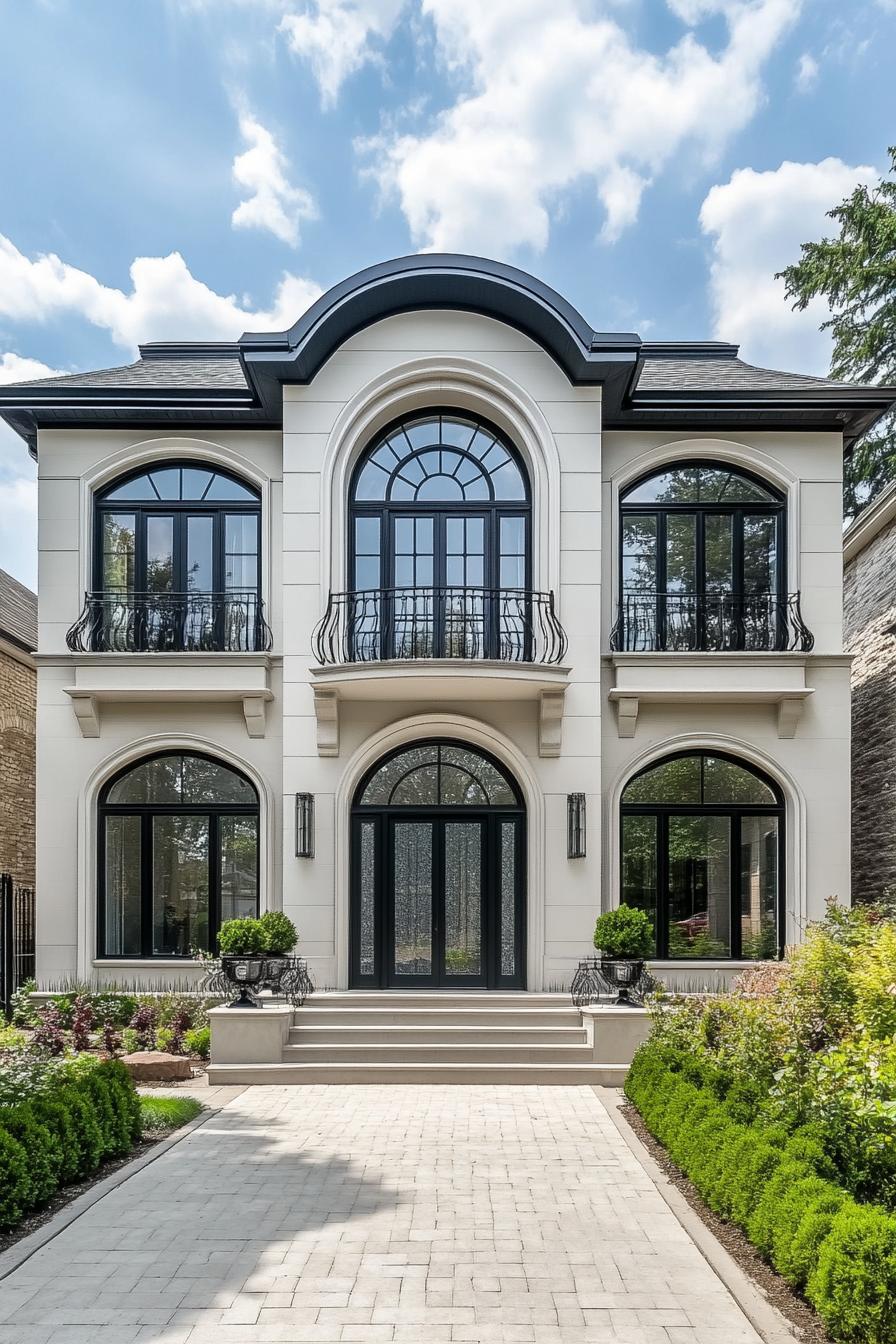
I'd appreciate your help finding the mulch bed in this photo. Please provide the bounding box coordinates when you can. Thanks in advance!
[0,1138,163,1260]
[620,1101,832,1344]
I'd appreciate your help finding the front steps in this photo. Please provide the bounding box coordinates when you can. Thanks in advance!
[207,991,635,1086]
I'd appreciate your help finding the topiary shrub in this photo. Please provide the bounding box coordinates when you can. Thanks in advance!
[593,905,654,958]
[259,910,299,954]
[783,1188,849,1290]
[747,1161,822,1259]
[218,916,267,955]
[809,1204,896,1344]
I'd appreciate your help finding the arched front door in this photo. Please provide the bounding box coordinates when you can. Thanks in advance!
[350,741,526,988]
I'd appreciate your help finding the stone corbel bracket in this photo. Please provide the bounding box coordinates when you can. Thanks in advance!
[314,688,340,757]
[64,686,274,739]
[538,688,566,757]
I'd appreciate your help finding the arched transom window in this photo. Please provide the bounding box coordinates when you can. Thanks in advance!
[90,462,264,652]
[617,461,788,652]
[620,751,783,960]
[346,413,533,661]
[99,751,259,959]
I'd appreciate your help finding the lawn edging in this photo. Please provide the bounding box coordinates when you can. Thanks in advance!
[597,1087,799,1344]
[0,1095,217,1283]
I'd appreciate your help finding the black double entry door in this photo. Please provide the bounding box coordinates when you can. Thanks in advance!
[351,811,525,989]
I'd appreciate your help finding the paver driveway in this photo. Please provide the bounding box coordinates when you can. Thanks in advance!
[0,1086,766,1344]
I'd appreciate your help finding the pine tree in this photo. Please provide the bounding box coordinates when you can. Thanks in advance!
[778,147,896,519]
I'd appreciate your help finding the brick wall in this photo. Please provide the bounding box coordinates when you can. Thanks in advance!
[844,519,896,902]
[0,646,36,886]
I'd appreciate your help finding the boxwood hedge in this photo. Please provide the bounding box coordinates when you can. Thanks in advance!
[625,1041,896,1344]
[0,1057,142,1231]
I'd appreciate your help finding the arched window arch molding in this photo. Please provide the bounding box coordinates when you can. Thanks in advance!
[79,437,273,624]
[77,733,276,976]
[604,732,807,957]
[332,711,547,990]
[319,359,562,602]
[607,438,800,638]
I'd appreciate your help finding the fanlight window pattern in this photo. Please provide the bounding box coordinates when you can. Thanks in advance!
[353,414,527,503]
[359,743,519,807]
[99,751,259,959]
[617,460,788,653]
[102,466,258,503]
[620,751,783,962]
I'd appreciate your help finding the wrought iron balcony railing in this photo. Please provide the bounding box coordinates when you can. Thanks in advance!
[610,591,814,654]
[313,586,567,666]
[66,590,273,653]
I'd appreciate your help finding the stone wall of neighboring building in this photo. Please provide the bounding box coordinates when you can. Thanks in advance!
[844,492,896,902]
[0,644,36,886]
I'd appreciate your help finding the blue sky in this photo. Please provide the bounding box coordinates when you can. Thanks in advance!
[1,0,894,587]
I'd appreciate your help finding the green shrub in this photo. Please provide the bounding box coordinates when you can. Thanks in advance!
[747,1160,821,1257]
[57,1085,103,1177]
[593,905,654,958]
[0,1130,30,1228]
[185,1025,211,1059]
[3,1105,61,1205]
[809,1204,896,1343]
[259,910,298,954]
[784,1188,849,1289]
[30,1096,81,1184]
[218,917,266,954]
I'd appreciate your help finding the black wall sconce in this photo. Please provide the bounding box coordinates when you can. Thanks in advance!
[295,793,314,858]
[567,793,586,859]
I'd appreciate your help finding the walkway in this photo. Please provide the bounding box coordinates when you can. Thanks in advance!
[0,1085,768,1343]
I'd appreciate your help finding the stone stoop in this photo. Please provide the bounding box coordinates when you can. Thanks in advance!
[207,992,650,1085]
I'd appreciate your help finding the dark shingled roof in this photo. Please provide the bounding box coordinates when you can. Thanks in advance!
[635,356,853,394]
[10,357,248,391]
[0,569,37,651]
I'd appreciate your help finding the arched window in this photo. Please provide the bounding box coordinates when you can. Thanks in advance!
[98,751,259,958]
[620,751,783,960]
[351,741,525,988]
[347,412,532,661]
[90,462,265,652]
[616,461,789,651]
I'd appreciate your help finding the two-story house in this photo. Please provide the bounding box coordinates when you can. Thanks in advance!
[2,255,893,1002]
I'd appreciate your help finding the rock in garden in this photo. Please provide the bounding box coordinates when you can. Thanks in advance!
[121,1051,192,1082]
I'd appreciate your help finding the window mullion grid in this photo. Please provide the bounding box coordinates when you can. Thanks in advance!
[695,510,706,651]
[141,811,153,959]
[731,813,743,960]
[656,511,667,651]
[733,510,745,650]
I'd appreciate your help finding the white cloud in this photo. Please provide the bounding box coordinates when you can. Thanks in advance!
[0,353,65,384]
[280,0,405,106]
[361,0,802,255]
[795,51,818,92]
[0,236,322,352]
[231,107,317,246]
[699,157,878,374]
[0,421,36,590]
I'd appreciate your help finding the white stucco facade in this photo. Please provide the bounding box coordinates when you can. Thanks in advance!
[15,261,866,992]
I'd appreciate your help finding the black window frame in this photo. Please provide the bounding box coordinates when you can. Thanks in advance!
[618,459,786,651]
[97,749,260,960]
[620,749,785,961]
[350,739,526,990]
[93,461,262,616]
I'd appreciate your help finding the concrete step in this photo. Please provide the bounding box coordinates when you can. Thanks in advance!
[289,1025,588,1046]
[294,1007,581,1028]
[282,1042,595,1064]
[305,992,571,1005]
[207,1061,628,1086]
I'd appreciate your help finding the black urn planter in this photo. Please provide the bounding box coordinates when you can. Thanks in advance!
[220,952,268,1007]
[600,956,645,1006]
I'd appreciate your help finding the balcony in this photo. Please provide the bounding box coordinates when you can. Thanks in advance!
[606,591,817,741]
[61,591,274,739]
[310,586,570,759]
[66,590,273,654]
[610,592,814,654]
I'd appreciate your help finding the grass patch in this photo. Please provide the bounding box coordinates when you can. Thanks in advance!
[139,1095,203,1137]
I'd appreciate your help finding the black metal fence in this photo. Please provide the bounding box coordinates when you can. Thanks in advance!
[66,590,273,653]
[610,591,815,653]
[0,873,35,1016]
[313,586,568,665]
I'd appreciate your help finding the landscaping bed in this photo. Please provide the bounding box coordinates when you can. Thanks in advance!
[625,900,896,1344]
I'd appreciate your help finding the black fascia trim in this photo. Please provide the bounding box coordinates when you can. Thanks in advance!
[138,341,243,359]
[236,254,643,419]
[638,341,741,360]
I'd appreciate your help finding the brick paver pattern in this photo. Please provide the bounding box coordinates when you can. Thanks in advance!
[0,1085,763,1344]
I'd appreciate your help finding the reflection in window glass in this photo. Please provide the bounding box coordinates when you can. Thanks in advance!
[667,816,731,958]
[623,757,701,806]
[102,514,136,591]
[622,515,657,591]
[104,816,142,956]
[152,815,210,956]
[353,415,526,503]
[625,466,777,506]
[621,815,657,953]
[219,816,258,923]
[703,757,777,806]
[392,822,432,976]
[740,816,779,959]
